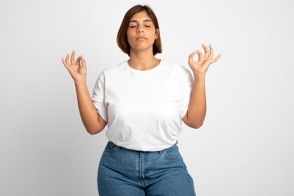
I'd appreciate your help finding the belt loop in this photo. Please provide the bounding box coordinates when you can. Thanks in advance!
[113,142,120,148]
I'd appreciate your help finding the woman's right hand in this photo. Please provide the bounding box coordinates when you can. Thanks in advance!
[62,50,87,84]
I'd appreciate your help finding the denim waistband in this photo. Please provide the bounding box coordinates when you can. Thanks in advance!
[108,140,178,152]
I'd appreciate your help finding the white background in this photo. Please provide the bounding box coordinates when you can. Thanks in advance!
[1,0,293,195]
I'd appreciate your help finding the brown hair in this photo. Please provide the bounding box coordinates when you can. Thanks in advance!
[116,4,162,57]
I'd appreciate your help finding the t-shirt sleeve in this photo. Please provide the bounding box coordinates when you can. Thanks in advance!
[91,72,108,123]
[179,70,194,119]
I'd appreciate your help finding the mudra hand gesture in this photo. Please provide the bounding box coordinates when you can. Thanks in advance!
[188,44,222,76]
[62,50,87,84]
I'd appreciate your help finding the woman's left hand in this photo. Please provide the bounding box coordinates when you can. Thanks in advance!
[188,44,222,75]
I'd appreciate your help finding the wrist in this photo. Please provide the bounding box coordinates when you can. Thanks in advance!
[74,79,87,87]
[193,72,206,79]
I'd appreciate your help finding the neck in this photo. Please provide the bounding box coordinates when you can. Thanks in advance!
[128,51,157,71]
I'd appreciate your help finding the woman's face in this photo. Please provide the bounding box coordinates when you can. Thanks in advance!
[126,11,159,52]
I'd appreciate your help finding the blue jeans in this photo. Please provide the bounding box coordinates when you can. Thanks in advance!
[97,140,196,196]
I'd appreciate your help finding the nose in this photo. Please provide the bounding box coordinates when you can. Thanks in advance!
[136,24,145,33]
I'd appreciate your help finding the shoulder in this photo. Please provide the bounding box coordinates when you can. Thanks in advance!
[96,60,127,79]
[162,59,192,77]
[101,61,126,74]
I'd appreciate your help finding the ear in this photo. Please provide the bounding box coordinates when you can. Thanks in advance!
[155,28,159,40]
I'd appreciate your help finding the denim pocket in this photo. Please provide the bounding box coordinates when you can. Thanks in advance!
[163,145,181,160]
[105,141,117,152]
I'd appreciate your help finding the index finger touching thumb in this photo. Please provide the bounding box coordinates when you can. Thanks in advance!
[82,56,86,66]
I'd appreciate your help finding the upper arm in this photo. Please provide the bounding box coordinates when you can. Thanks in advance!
[91,113,107,135]
[179,68,194,126]
[98,113,108,130]
[182,111,197,129]
[91,72,108,134]
[182,112,190,127]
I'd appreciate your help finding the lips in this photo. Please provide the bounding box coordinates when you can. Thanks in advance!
[137,37,146,40]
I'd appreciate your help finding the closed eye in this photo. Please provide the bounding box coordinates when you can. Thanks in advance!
[130,26,150,28]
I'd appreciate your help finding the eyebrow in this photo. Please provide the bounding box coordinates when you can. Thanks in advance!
[129,19,152,23]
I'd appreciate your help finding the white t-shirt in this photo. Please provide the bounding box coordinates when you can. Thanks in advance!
[91,59,194,151]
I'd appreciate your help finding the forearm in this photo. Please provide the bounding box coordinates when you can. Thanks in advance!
[187,73,206,128]
[74,81,100,134]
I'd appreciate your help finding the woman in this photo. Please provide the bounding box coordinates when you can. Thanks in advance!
[62,4,221,196]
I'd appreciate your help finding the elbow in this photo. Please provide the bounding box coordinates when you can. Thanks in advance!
[193,121,203,129]
[87,128,101,135]
[88,131,96,135]
[195,124,202,129]
[87,129,95,135]
[89,131,99,135]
